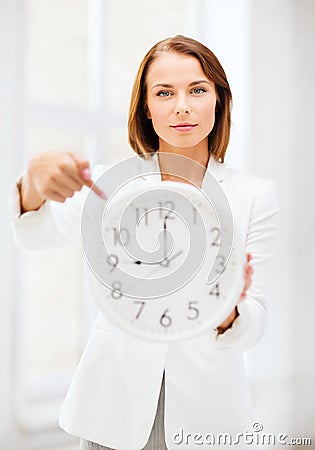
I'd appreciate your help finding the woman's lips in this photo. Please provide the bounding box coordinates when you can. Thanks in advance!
[171,123,197,132]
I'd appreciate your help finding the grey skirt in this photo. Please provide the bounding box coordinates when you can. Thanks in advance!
[80,372,167,450]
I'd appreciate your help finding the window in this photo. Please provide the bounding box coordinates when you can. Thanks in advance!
[17,0,186,447]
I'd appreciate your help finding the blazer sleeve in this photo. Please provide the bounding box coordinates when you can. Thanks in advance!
[213,178,279,352]
[10,164,108,250]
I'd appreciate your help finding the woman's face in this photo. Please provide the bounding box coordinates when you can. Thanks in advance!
[145,52,217,151]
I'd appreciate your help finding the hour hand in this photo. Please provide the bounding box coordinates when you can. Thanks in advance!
[133,249,183,267]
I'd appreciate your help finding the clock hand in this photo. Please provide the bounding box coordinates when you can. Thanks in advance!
[132,217,171,266]
[160,250,183,267]
[163,217,168,261]
[133,260,157,265]
[124,250,185,296]
[132,250,183,267]
[132,250,183,270]
[141,250,185,282]
[169,250,183,261]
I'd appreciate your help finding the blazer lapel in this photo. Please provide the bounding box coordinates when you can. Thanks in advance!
[206,156,228,184]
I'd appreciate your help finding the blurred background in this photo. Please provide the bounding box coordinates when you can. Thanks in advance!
[0,0,314,449]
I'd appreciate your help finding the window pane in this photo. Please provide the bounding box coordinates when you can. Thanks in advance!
[22,128,87,377]
[23,247,83,376]
[26,127,86,158]
[103,125,131,166]
[104,0,186,114]
[26,0,87,107]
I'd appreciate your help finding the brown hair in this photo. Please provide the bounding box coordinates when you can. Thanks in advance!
[128,35,232,163]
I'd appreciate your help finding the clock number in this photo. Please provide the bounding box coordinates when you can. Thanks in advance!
[135,208,149,225]
[214,255,226,274]
[160,309,172,328]
[107,254,118,272]
[187,301,199,320]
[134,301,145,319]
[113,227,130,246]
[209,283,220,297]
[192,207,197,225]
[111,281,123,299]
[159,201,175,220]
[210,227,220,246]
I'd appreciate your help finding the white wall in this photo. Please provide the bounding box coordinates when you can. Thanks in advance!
[0,1,24,448]
[247,0,315,438]
[188,0,315,439]
[1,0,314,447]
[185,0,252,171]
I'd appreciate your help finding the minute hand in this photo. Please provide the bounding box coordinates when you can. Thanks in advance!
[160,216,170,266]
[163,217,168,260]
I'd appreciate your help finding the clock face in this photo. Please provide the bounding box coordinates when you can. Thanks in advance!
[82,175,244,342]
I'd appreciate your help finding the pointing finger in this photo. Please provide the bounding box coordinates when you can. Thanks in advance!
[84,178,107,200]
[67,152,107,200]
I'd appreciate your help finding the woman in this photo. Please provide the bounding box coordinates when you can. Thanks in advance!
[11,36,278,449]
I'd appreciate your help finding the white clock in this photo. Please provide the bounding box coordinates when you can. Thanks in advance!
[81,157,245,342]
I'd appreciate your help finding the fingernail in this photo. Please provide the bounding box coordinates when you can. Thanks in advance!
[82,168,91,180]
[99,191,107,200]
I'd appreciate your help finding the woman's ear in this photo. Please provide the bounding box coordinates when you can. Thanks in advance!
[145,104,151,119]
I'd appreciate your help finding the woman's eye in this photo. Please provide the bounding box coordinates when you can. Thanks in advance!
[156,91,171,97]
[192,87,207,94]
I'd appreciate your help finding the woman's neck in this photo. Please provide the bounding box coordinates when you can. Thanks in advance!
[157,142,210,187]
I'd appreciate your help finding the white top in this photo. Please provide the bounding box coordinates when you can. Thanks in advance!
[10,153,279,450]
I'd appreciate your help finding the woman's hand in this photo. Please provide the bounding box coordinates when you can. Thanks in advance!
[216,253,253,334]
[20,151,106,213]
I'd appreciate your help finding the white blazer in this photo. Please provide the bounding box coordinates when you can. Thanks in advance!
[11,153,279,450]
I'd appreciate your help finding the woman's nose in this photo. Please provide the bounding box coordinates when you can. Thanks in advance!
[175,97,191,115]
